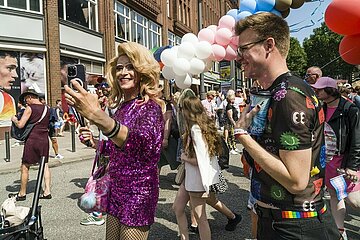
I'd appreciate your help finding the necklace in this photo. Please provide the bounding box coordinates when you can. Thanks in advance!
[326,97,339,105]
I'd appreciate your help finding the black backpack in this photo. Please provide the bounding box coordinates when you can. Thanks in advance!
[218,137,230,170]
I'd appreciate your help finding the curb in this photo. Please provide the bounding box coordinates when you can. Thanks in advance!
[0,154,94,175]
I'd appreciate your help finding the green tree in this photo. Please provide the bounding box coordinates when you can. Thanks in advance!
[303,22,356,80]
[287,37,307,77]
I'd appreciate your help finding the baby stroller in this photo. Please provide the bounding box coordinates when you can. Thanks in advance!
[0,156,46,240]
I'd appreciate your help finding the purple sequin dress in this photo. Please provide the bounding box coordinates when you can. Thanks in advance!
[107,99,164,227]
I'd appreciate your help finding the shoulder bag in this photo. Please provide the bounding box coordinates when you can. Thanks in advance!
[11,106,48,141]
[80,141,110,213]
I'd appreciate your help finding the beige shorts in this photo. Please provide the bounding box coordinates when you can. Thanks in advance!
[188,191,209,198]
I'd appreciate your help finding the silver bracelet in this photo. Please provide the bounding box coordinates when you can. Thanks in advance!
[234,128,248,136]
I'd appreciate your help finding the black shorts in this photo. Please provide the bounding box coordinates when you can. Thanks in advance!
[49,126,56,138]
[255,204,341,240]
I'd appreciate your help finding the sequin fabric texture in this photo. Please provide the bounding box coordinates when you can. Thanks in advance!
[107,99,164,226]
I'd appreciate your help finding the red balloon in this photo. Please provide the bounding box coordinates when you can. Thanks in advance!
[339,34,360,65]
[325,0,360,36]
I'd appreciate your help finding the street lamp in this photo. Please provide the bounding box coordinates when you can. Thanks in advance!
[198,0,205,100]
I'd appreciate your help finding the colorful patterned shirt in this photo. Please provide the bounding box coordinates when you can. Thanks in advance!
[249,72,325,211]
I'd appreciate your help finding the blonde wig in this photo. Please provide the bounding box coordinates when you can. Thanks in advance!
[106,42,164,110]
[181,96,223,158]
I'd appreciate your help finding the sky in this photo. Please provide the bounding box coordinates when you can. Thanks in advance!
[286,0,332,43]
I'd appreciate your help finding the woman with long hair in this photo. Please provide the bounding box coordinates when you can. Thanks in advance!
[65,42,164,240]
[172,95,222,240]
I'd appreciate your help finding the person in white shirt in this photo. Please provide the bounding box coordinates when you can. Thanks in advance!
[201,90,216,119]
[173,95,222,240]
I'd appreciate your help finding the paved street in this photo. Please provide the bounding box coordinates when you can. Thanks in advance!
[1,146,359,239]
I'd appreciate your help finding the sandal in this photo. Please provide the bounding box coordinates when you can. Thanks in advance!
[39,194,52,199]
[8,193,26,201]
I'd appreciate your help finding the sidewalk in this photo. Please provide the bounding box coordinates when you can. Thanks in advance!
[0,130,96,175]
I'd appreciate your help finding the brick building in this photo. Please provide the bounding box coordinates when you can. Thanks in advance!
[0,0,237,138]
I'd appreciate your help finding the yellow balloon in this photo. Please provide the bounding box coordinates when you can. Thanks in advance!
[275,0,292,12]
[291,0,305,9]
[281,8,291,18]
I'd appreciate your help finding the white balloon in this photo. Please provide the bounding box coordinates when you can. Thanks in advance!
[181,33,199,45]
[160,48,177,67]
[161,65,176,80]
[195,41,213,60]
[177,42,196,60]
[172,58,190,76]
[175,74,192,89]
[189,58,206,75]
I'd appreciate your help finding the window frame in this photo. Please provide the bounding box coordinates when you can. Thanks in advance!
[59,0,99,31]
[0,0,43,14]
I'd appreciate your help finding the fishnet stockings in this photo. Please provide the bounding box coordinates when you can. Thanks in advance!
[106,214,150,240]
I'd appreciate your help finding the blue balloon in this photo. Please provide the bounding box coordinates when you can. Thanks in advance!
[227,9,239,20]
[270,8,282,17]
[256,0,275,12]
[236,11,253,22]
[153,45,172,62]
[240,0,257,14]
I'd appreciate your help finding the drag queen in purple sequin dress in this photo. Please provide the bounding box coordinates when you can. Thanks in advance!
[65,42,164,240]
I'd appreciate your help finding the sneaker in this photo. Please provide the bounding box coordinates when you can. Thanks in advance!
[80,214,105,226]
[230,150,239,155]
[225,213,242,231]
[235,148,242,153]
[55,154,64,159]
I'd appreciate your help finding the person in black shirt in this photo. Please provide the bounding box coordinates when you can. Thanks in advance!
[233,12,340,240]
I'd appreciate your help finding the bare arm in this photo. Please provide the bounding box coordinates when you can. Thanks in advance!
[11,106,32,129]
[227,109,236,126]
[64,80,128,147]
[162,110,172,148]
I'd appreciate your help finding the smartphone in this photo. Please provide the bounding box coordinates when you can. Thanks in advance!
[67,64,87,90]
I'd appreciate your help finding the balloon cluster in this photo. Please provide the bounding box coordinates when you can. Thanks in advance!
[159,0,309,89]
[160,14,239,89]
[325,0,360,65]
[227,0,305,20]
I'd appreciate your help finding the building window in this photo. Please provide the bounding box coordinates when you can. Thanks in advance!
[149,21,161,49]
[0,0,42,13]
[58,0,98,31]
[114,2,162,49]
[168,32,181,46]
[132,12,148,46]
[114,2,131,41]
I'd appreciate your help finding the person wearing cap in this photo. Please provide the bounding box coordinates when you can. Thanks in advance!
[9,90,52,201]
[312,76,360,239]
[305,66,322,84]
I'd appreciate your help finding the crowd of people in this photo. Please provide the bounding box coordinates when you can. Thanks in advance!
[1,12,360,240]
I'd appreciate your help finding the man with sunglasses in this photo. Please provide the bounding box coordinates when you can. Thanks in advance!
[233,12,340,239]
[305,66,322,85]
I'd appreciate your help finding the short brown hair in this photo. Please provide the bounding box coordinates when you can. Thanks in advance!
[235,12,290,58]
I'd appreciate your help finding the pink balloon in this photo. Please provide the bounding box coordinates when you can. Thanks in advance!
[207,25,218,34]
[230,36,239,47]
[224,45,237,61]
[218,15,236,30]
[215,28,233,47]
[198,28,215,44]
[211,44,226,62]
